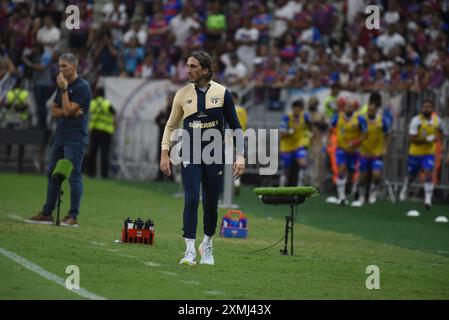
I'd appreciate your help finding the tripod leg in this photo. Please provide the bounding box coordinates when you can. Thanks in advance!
[281,215,289,255]
[291,205,294,255]
[55,188,63,226]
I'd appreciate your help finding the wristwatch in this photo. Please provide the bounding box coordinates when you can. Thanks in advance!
[61,88,68,93]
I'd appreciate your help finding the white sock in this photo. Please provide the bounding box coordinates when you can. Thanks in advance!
[297,169,304,186]
[424,182,434,204]
[401,179,408,194]
[337,177,347,200]
[202,235,212,245]
[185,238,195,252]
[370,183,378,197]
[280,174,287,187]
[358,185,365,202]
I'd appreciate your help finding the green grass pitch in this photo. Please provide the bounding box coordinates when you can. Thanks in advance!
[0,173,448,299]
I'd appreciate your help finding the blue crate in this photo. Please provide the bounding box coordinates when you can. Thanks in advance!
[221,226,248,238]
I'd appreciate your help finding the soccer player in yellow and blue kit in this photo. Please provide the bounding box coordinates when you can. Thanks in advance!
[351,93,390,207]
[399,99,443,210]
[160,51,245,266]
[279,99,312,186]
[330,98,368,205]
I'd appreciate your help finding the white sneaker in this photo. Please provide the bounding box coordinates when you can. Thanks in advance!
[351,200,364,207]
[199,242,214,265]
[179,250,196,265]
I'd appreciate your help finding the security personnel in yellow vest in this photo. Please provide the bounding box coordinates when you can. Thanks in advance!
[323,83,340,118]
[85,87,115,178]
[3,86,30,172]
[3,87,30,128]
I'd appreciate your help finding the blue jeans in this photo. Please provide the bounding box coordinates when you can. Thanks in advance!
[42,139,86,218]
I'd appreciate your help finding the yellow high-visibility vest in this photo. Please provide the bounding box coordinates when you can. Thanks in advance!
[89,97,115,134]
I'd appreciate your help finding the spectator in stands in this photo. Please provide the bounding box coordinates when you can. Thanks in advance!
[8,3,32,65]
[93,30,119,76]
[147,3,169,58]
[186,26,206,52]
[272,0,300,40]
[172,51,189,84]
[122,36,145,77]
[123,16,147,47]
[23,43,53,131]
[223,53,248,91]
[376,24,406,56]
[234,17,259,73]
[311,2,337,46]
[204,1,226,53]
[0,41,15,77]
[252,2,271,45]
[102,0,128,48]
[299,15,321,46]
[162,0,182,23]
[135,52,154,79]
[278,32,299,63]
[153,50,175,79]
[384,0,401,25]
[296,48,311,71]
[169,3,200,50]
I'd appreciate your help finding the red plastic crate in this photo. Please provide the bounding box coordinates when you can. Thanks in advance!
[121,227,155,245]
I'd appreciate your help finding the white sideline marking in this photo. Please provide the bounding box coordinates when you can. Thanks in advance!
[7,214,23,221]
[159,271,178,276]
[90,241,106,246]
[144,261,161,267]
[0,247,107,300]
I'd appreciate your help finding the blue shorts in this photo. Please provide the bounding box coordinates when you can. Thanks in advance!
[407,155,435,176]
[280,147,308,168]
[359,156,384,173]
[336,148,359,172]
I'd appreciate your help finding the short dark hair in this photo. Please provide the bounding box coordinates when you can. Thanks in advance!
[423,99,434,107]
[59,52,78,67]
[292,99,304,108]
[188,50,213,81]
[369,92,382,108]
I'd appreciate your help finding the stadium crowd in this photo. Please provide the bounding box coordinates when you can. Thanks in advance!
[1,0,449,206]
[1,0,449,96]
